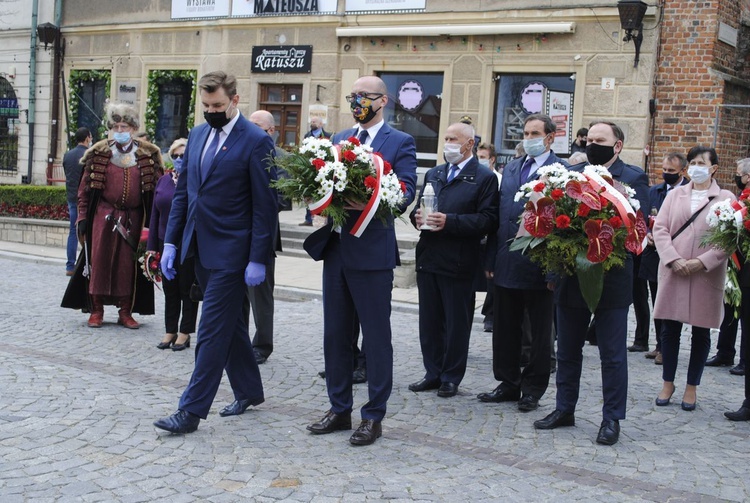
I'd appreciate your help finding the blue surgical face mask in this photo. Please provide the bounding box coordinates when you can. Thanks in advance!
[477,158,491,168]
[522,137,547,157]
[113,131,131,145]
[173,157,184,174]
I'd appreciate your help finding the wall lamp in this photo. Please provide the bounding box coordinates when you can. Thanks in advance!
[617,0,648,68]
[36,22,61,50]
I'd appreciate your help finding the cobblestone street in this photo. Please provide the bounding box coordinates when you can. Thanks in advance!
[0,254,748,502]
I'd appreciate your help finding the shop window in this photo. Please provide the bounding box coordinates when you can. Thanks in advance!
[260,84,302,148]
[155,80,192,151]
[69,70,110,144]
[378,72,443,170]
[492,74,575,169]
[0,77,19,174]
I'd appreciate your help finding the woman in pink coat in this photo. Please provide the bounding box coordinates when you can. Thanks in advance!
[653,146,735,411]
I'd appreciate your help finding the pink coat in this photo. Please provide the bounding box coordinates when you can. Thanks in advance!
[652,180,735,328]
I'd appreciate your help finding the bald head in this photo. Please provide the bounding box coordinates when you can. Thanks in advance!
[249,110,275,133]
[354,75,387,95]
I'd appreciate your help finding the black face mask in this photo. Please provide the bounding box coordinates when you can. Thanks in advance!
[663,172,681,186]
[735,175,747,190]
[350,102,380,124]
[585,143,616,166]
[204,104,234,130]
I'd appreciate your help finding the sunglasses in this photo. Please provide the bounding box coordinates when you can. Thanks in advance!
[171,153,184,160]
[345,93,384,108]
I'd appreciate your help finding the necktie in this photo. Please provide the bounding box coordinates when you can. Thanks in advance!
[201,128,221,180]
[358,129,368,145]
[447,164,459,182]
[519,157,535,183]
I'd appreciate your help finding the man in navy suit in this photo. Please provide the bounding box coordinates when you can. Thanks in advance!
[408,122,498,398]
[533,121,649,445]
[305,75,417,445]
[154,71,278,434]
[477,114,567,412]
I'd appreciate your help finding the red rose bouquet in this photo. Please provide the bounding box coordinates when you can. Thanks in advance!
[272,136,406,235]
[510,163,646,312]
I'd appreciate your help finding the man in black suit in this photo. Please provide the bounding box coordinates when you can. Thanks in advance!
[533,121,649,445]
[477,114,567,412]
[408,122,498,398]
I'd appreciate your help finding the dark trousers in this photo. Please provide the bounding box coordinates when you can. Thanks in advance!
[66,201,78,271]
[323,237,393,421]
[492,286,553,398]
[714,301,747,365]
[178,256,264,418]
[648,280,662,352]
[556,305,628,421]
[159,239,198,334]
[246,256,276,358]
[417,271,474,385]
[632,273,651,348]
[660,319,711,386]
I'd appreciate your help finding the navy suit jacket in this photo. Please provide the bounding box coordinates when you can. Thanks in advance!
[306,122,417,271]
[165,114,278,270]
[555,158,650,309]
[492,152,568,290]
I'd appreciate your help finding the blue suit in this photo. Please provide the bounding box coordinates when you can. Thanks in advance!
[313,122,417,421]
[165,113,278,418]
[553,158,649,421]
[489,152,568,399]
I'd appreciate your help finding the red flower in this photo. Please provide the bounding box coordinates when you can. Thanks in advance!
[555,215,571,229]
[383,160,392,175]
[399,181,407,194]
[311,158,326,170]
[608,216,623,228]
[600,195,610,208]
[522,198,556,238]
[584,219,615,263]
[533,182,545,193]
[348,136,361,146]
[577,204,591,217]
[625,211,648,254]
[364,176,378,191]
[550,188,564,201]
[342,150,357,162]
[566,180,601,210]
[741,188,750,201]
[743,220,750,232]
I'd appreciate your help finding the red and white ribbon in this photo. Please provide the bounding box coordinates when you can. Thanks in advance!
[308,146,340,215]
[350,154,384,238]
[584,168,635,226]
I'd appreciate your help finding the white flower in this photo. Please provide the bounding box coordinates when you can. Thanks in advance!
[706,199,738,229]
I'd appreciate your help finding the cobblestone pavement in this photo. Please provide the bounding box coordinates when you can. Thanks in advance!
[0,254,748,502]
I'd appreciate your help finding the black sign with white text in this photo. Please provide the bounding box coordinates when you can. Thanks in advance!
[251,46,312,73]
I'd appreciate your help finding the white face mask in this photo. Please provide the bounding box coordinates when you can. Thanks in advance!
[687,165,711,184]
[523,137,547,157]
[443,142,466,165]
[477,158,491,168]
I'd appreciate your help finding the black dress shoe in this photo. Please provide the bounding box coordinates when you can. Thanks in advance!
[154,410,200,434]
[517,394,539,412]
[408,378,441,392]
[477,386,520,403]
[628,344,648,352]
[596,419,620,445]
[534,409,575,429]
[349,419,382,446]
[307,410,352,434]
[730,363,745,376]
[219,397,264,417]
[437,382,458,398]
[705,354,734,367]
[352,367,367,384]
[253,349,268,365]
[724,406,750,421]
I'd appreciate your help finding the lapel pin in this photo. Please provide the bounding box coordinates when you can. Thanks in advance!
[222,146,227,150]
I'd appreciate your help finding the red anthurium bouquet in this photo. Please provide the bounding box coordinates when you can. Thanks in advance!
[510,163,646,311]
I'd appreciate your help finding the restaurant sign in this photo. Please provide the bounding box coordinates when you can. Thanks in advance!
[251,45,312,73]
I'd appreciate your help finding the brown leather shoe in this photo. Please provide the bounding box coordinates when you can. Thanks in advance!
[645,349,659,359]
[349,419,382,446]
[307,410,352,434]
[117,311,140,329]
[654,351,663,365]
[87,312,103,328]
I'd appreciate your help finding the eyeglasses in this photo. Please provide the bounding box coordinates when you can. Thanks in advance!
[345,93,384,107]
[171,153,184,160]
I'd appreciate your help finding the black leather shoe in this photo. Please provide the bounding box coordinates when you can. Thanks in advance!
[477,386,520,403]
[219,397,264,417]
[253,349,268,365]
[307,410,352,434]
[154,410,200,434]
[596,419,620,445]
[349,419,382,446]
[517,394,539,412]
[730,363,745,376]
[628,344,648,352]
[724,406,750,421]
[437,382,458,398]
[705,354,734,367]
[534,409,575,429]
[352,367,367,384]
[681,401,696,411]
[408,378,441,392]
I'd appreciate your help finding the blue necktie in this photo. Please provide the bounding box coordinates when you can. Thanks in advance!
[519,157,535,183]
[447,164,459,182]
[201,128,221,180]
[358,129,368,145]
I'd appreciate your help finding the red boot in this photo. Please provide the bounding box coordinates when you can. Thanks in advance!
[88,296,104,328]
[117,297,140,329]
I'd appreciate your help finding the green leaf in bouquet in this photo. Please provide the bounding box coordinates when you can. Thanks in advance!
[509,235,534,253]
[575,251,604,313]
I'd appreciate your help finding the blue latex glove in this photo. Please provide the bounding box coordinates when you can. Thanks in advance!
[245,261,266,286]
[161,244,177,281]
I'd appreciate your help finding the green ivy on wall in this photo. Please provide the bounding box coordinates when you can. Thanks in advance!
[145,70,197,141]
[68,69,111,146]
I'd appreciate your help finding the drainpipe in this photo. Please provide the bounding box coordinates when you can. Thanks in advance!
[48,0,63,171]
[24,0,39,184]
